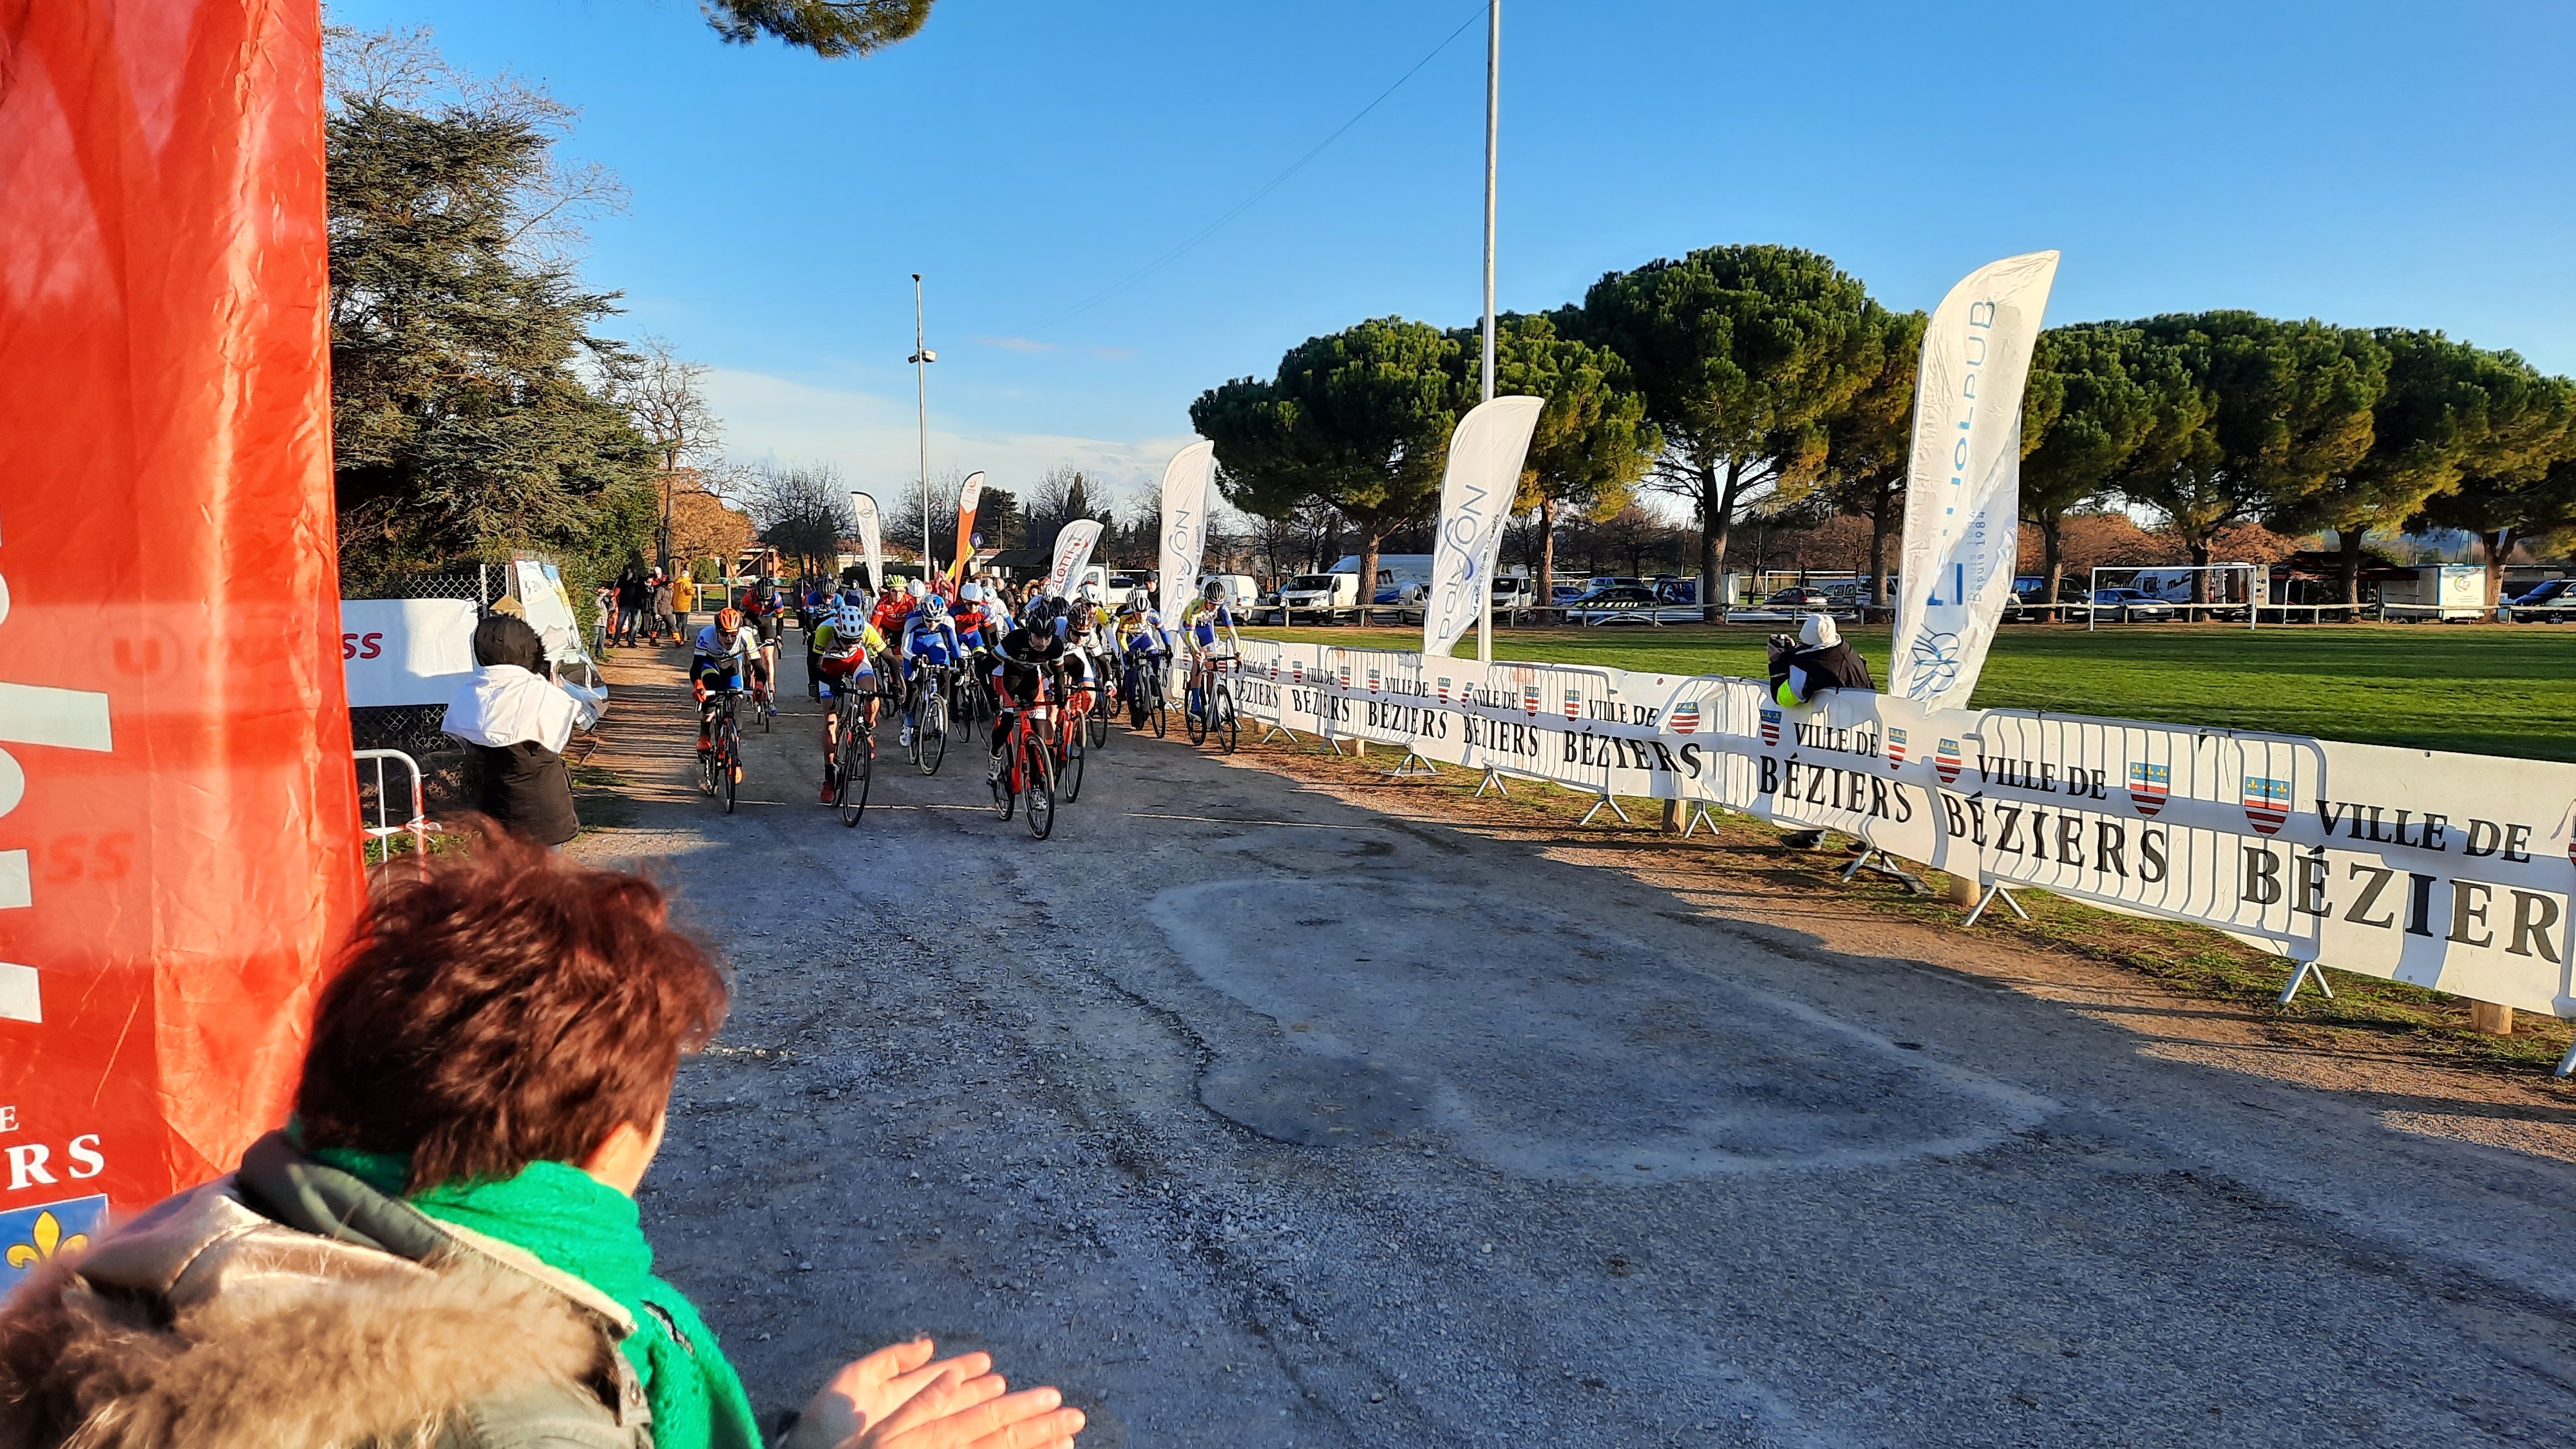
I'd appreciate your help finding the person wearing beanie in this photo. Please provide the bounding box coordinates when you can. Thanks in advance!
[440,614,583,846]
[1767,612,1876,849]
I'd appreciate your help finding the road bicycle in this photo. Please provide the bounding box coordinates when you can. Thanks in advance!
[1046,667,1094,802]
[989,679,1059,839]
[1184,654,1240,753]
[697,688,746,813]
[829,678,875,827]
[1075,641,1115,749]
[1125,651,1169,737]
[952,652,996,744]
[907,664,950,776]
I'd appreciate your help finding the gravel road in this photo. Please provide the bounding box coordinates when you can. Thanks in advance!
[572,645,2576,1447]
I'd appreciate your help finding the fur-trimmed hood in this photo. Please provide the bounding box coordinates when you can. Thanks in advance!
[0,1138,648,1449]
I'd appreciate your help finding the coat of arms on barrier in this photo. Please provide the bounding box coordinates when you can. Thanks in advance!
[2242,775,2291,836]
[2127,762,2170,817]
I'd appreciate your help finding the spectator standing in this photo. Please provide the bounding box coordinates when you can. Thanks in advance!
[670,566,694,632]
[594,581,618,652]
[440,615,582,846]
[0,834,1084,1449]
[614,566,649,647]
[650,573,677,644]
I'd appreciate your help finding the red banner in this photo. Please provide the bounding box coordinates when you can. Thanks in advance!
[0,0,361,1284]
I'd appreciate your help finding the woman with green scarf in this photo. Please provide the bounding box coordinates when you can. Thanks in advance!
[0,830,1084,1449]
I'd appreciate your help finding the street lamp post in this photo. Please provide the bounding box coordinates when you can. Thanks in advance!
[909,274,936,582]
[1477,0,1500,663]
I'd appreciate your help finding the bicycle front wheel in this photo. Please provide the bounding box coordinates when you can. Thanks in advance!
[1216,683,1239,753]
[1186,682,1208,745]
[835,726,870,827]
[719,726,739,815]
[1059,718,1086,801]
[1023,739,1056,839]
[922,692,948,775]
[1087,699,1109,749]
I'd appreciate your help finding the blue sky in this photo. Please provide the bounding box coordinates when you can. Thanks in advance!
[331,0,2576,507]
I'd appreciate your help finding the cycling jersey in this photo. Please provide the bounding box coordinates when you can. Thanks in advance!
[869,594,914,638]
[1115,607,1170,655]
[950,602,1001,649]
[902,614,963,670]
[1179,599,1237,650]
[811,618,884,685]
[692,620,759,687]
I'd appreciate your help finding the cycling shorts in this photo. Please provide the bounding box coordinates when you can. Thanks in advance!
[693,656,743,693]
[907,641,953,667]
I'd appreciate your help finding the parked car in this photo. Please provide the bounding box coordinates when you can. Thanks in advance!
[1491,573,1538,609]
[2087,587,2176,622]
[1550,582,1589,604]
[1652,578,1699,605]
[1763,585,1835,610]
[1564,585,1701,626]
[2505,578,2575,622]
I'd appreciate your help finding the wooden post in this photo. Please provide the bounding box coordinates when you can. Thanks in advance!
[1662,799,1683,833]
[1944,871,1980,907]
[2470,999,2514,1036]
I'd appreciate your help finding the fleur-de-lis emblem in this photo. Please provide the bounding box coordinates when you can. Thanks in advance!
[6,1210,87,1269]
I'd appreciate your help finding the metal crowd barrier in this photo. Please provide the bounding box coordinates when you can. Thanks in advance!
[354,748,436,857]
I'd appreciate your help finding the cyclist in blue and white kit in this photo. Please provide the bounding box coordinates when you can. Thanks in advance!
[1113,586,1170,706]
[690,606,760,759]
[898,592,964,747]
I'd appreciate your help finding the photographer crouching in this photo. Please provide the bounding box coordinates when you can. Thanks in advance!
[1767,613,1875,851]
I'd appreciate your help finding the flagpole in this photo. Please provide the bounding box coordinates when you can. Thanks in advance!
[1476,0,1499,664]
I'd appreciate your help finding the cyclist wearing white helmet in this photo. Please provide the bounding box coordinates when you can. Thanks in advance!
[1114,585,1171,710]
[896,592,963,746]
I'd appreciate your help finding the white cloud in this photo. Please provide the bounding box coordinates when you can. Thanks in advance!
[702,368,1197,506]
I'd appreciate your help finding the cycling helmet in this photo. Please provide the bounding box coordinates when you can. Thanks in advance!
[1124,587,1151,612]
[714,607,744,632]
[1079,581,1103,603]
[960,582,984,604]
[905,579,927,600]
[921,593,948,617]
[1200,580,1226,603]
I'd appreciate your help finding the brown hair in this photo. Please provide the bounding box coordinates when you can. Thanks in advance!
[296,825,727,1191]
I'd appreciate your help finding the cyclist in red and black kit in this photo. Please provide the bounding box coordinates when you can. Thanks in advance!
[986,596,1085,783]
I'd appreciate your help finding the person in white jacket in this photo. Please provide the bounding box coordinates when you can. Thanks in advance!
[442,614,584,845]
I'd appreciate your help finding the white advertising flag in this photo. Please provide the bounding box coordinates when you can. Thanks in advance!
[1891,251,2058,708]
[850,491,883,591]
[1045,519,1104,596]
[1421,395,1544,658]
[1157,440,1217,618]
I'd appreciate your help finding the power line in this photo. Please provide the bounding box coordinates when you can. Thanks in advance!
[1001,3,1490,343]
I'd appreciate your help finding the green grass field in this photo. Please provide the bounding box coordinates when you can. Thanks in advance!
[1244,621,2576,762]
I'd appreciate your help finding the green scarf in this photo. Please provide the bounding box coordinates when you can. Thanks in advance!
[310,1146,760,1449]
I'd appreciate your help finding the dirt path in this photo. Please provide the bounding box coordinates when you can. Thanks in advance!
[567,638,2576,1448]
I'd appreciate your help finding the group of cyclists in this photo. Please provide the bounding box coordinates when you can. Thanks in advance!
[687,571,1244,826]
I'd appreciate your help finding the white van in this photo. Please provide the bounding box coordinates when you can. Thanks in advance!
[1278,570,1361,617]
[1333,553,1434,605]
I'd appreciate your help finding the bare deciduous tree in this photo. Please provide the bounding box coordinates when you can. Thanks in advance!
[748,462,856,580]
